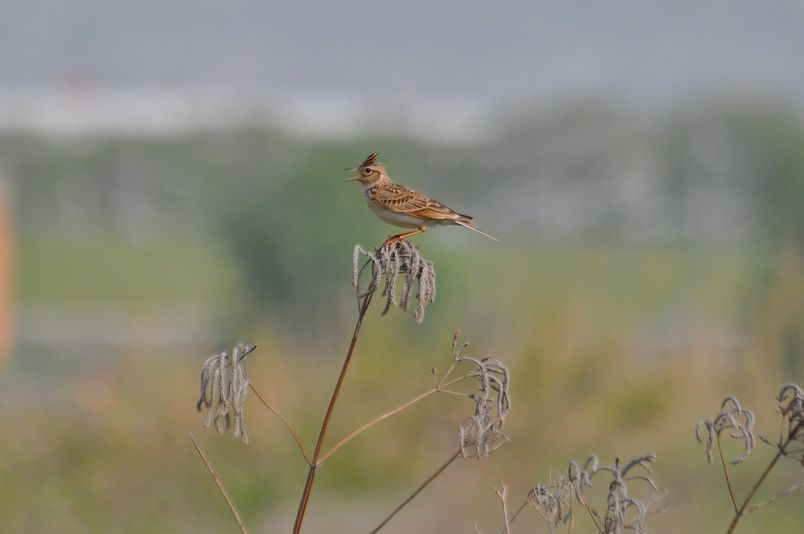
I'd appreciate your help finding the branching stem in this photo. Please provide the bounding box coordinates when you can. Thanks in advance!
[496,484,511,534]
[249,384,311,465]
[291,292,373,534]
[317,373,473,466]
[745,481,804,514]
[500,498,528,534]
[716,434,738,513]
[725,421,802,534]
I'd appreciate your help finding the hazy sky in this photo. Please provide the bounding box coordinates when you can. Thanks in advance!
[2,0,803,105]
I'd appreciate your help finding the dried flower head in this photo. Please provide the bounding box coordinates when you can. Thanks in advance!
[451,332,511,459]
[598,455,659,534]
[567,455,597,502]
[777,383,804,455]
[196,343,255,444]
[353,241,436,324]
[526,454,661,533]
[695,396,756,464]
[527,476,575,527]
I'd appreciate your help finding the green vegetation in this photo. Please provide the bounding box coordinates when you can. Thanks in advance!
[1,100,802,531]
[17,234,238,305]
[4,233,802,531]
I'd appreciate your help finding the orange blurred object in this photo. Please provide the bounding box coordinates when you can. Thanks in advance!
[0,181,12,367]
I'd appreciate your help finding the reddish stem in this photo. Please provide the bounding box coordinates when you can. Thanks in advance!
[291,292,373,534]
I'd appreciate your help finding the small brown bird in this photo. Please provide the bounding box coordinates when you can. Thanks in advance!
[345,153,497,245]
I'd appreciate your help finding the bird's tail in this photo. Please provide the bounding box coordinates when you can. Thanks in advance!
[455,219,499,241]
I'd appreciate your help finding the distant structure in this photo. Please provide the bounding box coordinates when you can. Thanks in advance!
[0,174,11,368]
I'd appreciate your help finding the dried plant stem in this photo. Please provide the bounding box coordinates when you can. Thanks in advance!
[577,493,603,533]
[292,292,374,534]
[725,421,802,534]
[500,499,528,534]
[725,450,782,534]
[317,373,473,466]
[716,434,738,513]
[249,383,311,465]
[189,432,248,534]
[495,484,511,534]
[370,449,462,534]
[538,511,556,534]
[746,481,804,513]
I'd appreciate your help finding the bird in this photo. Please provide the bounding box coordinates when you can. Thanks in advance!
[345,152,498,246]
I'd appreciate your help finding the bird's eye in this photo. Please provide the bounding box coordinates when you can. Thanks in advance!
[362,167,372,176]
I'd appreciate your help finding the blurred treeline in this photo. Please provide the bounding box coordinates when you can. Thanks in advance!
[4,99,802,332]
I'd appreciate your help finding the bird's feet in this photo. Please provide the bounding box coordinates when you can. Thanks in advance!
[381,226,426,249]
[381,235,402,248]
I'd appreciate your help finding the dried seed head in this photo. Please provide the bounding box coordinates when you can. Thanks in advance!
[196,343,255,444]
[527,477,575,527]
[452,332,511,459]
[353,241,436,324]
[599,455,659,534]
[695,396,755,464]
[568,455,598,496]
[777,383,804,459]
[528,454,661,533]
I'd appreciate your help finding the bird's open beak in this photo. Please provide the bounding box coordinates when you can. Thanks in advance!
[344,167,359,181]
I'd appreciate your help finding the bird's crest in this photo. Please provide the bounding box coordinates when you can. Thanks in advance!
[360,152,379,168]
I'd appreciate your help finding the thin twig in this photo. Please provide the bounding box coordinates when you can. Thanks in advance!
[725,421,802,534]
[292,291,374,534]
[577,492,603,533]
[249,383,311,465]
[189,432,248,534]
[725,449,782,534]
[500,498,528,534]
[317,373,473,466]
[495,484,511,534]
[717,434,739,513]
[745,481,804,514]
[370,449,462,533]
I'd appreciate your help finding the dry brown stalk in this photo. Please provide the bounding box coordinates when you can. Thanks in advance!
[369,449,463,534]
[291,291,374,534]
[696,384,804,534]
[496,483,512,534]
[317,372,474,466]
[189,432,249,534]
[724,421,802,534]
[248,383,311,465]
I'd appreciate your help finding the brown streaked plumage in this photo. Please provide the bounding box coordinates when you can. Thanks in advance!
[345,152,498,244]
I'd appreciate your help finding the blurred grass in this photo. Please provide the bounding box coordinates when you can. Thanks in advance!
[1,89,802,533]
[2,234,802,532]
[17,234,239,306]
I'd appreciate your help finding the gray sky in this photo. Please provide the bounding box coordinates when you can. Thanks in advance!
[2,0,803,105]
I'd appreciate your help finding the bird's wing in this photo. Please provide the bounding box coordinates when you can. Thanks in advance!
[375,183,467,222]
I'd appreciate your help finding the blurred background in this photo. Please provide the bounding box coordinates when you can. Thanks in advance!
[0,1,802,532]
